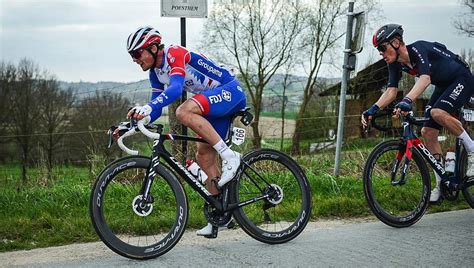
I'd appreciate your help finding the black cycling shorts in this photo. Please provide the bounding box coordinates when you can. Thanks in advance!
[424,72,474,130]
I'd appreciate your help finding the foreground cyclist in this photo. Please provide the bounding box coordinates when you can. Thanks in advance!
[124,26,246,236]
[361,24,474,202]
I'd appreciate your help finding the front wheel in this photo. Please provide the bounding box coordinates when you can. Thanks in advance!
[363,140,431,227]
[229,149,311,244]
[89,156,188,259]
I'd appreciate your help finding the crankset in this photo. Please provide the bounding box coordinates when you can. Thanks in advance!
[440,181,460,201]
[203,202,232,227]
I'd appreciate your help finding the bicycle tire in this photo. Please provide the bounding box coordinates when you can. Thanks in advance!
[363,140,431,227]
[229,149,311,244]
[90,156,188,259]
[459,148,474,208]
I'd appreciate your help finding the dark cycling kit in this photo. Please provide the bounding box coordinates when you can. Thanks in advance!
[387,40,474,129]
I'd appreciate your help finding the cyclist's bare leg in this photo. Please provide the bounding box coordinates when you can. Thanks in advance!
[177,99,241,187]
[431,108,464,136]
[196,143,220,195]
[421,126,442,156]
[431,108,474,152]
[176,100,221,145]
[422,126,443,190]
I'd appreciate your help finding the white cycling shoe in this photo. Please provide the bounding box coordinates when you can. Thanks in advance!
[196,219,235,237]
[196,223,214,236]
[466,151,474,177]
[429,186,441,203]
[218,152,241,187]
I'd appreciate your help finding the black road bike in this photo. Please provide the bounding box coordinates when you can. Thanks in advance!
[363,108,474,228]
[89,109,311,259]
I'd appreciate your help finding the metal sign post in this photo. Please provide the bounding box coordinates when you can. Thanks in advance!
[333,1,365,176]
[161,0,208,158]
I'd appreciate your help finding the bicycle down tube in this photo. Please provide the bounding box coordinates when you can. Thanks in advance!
[396,115,463,189]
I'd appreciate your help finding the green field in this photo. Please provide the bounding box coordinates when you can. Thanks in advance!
[0,145,470,252]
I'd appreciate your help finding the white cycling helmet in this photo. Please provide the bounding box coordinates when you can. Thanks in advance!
[126,26,162,53]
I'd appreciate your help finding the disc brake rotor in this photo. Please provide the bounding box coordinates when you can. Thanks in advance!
[132,195,153,216]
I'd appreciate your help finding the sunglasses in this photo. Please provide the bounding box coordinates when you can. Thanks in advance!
[376,43,388,53]
[130,49,144,59]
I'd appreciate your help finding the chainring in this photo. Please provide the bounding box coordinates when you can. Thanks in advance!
[203,202,232,226]
[440,182,459,201]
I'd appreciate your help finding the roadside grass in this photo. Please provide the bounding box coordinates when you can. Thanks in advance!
[0,144,470,252]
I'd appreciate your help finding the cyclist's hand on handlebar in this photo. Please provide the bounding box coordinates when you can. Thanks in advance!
[127,105,152,120]
[394,97,413,117]
[111,122,131,140]
[362,104,380,128]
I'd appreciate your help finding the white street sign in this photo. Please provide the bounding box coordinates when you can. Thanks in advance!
[161,0,208,18]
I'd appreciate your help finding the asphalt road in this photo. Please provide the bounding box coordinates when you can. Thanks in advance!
[2,210,473,267]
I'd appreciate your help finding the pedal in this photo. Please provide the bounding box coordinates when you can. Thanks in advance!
[204,225,218,239]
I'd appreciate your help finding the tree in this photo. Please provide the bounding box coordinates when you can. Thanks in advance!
[453,0,474,37]
[460,48,474,71]
[37,78,75,179]
[289,0,346,154]
[202,0,302,148]
[8,59,42,184]
[69,90,130,165]
[290,0,377,154]
[0,62,17,163]
[0,62,17,125]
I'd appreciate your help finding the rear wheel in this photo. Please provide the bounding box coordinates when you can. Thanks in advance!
[90,156,188,259]
[363,140,431,227]
[459,149,474,208]
[230,149,311,244]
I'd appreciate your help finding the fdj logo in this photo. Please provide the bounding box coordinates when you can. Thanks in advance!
[209,94,222,104]
[185,80,194,87]
[222,90,232,102]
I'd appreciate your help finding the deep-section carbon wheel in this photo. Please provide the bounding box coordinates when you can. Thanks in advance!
[459,148,474,208]
[363,140,430,228]
[90,156,188,259]
[230,149,311,244]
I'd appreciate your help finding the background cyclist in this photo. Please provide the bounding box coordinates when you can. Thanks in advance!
[124,26,246,236]
[361,24,474,202]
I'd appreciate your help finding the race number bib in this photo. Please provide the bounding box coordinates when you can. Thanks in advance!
[463,109,474,122]
[232,127,246,145]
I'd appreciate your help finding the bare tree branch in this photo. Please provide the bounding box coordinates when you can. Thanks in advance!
[453,0,474,37]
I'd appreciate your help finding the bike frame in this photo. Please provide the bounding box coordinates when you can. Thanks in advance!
[138,127,273,214]
[395,113,465,188]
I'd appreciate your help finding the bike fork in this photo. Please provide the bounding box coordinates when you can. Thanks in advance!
[391,143,412,186]
[140,155,160,203]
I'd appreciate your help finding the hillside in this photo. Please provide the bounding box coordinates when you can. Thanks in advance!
[59,74,340,104]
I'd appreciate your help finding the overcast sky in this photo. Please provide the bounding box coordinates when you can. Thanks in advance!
[0,0,472,83]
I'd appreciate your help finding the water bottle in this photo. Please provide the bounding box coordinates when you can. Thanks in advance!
[186,160,208,184]
[445,151,456,173]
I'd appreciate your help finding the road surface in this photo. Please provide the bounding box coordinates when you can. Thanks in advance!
[1,210,472,267]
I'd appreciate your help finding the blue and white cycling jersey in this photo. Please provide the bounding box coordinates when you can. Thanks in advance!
[146,45,246,139]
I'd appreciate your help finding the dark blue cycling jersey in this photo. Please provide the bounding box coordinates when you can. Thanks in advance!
[387,40,470,88]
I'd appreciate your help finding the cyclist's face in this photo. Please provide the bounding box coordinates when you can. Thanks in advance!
[378,42,396,63]
[131,48,154,71]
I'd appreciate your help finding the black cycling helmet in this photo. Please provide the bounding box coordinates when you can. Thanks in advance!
[372,24,404,48]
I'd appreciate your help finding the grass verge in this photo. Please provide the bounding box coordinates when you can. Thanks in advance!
[0,150,470,252]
